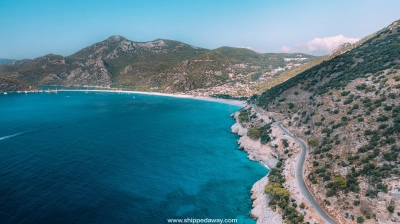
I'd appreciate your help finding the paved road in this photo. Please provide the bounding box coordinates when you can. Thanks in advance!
[274,121,336,224]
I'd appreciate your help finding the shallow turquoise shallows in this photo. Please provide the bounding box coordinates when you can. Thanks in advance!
[0,92,267,224]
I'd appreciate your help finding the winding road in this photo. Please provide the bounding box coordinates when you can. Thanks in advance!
[274,122,336,224]
[250,103,336,223]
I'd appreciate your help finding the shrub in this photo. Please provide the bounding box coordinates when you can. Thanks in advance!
[334,175,347,189]
[364,130,373,135]
[377,116,389,122]
[282,139,289,148]
[238,110,249,123]
[308,138,319,147]
[384,105,393,111]
[260,123,272,144]
[341,91,350,96]
[388,205,395,213]
[247,128,261,139]
[379,124,388,129]
[356,83,367,90]
[324,199,331,205]
[264,182,290,200]
[357,216,364,223]
[288,103,294,109]
[344,99,354,105]
[326,189,336,197]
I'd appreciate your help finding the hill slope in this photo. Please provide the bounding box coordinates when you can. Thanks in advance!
[256,19,400,222]
[0,36,317,93]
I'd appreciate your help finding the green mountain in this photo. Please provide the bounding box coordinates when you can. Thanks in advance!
[255,19,400,222]
[0,36,316,93]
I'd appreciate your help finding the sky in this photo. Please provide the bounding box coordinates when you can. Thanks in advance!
[0,0,399,59]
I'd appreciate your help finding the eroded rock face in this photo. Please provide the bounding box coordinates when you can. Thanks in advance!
[249,176,283,223]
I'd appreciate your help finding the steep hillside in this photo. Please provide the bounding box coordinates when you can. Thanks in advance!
[254,31,378,94]
[256,20,400,222]
[0,76,37,92]
[0,36,316,94]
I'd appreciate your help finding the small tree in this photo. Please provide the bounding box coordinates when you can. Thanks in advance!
[308,138,319,147]
[282,139,289,148]
[357,216,364,223]
[388,205,395,213]
[247,128,261,139]
[334,175,347,189]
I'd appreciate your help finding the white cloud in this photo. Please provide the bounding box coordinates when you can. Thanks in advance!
[236,46,253,50]
[280,34,360,55]
[280,45,291,53]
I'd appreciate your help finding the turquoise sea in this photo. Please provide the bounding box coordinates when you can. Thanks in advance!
[0,91,267,224]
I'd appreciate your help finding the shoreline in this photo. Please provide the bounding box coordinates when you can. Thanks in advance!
[231,110,282,223]
[56,89,248,107]
[232,106,325,223]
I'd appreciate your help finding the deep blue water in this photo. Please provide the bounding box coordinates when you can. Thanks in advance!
[0,91,267,224]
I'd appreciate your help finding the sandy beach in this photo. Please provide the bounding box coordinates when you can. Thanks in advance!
[56,89,247,107]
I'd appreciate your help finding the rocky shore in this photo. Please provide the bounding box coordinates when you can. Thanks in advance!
[231,111,281,223]
[231,108,325,223]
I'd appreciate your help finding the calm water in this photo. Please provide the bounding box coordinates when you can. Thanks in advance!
[0,92,267,224]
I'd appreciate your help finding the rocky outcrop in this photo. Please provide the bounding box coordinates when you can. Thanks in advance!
[231,111,279,169]
[231,111,281,223]
[250,175,282,223]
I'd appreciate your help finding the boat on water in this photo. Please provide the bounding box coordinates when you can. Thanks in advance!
[3,92,7,95]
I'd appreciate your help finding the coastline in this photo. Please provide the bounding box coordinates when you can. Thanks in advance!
[231,106,325,224]
[57,89,247,107]
[231,110,282,223]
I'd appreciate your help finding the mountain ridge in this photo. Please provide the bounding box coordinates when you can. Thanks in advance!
[0,36,317,93]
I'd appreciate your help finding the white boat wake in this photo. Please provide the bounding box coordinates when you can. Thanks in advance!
[0,128,38,141]
[0,132,24,141]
